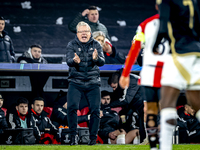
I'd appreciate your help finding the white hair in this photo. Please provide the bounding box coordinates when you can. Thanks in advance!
[76,21,91,32]
[92,31,105,39]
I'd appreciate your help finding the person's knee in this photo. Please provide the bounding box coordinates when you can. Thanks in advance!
[166,119,177,125]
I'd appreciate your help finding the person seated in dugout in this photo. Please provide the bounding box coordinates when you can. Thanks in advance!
[107,70,146,143]
[176,94,200,143]
[6,97,40,142]
[0,93,8,134]
[51,90,90,128]
[31,97,57,135]
[98,90,140,144]
[92,31,126,64]
[17,44,47,64]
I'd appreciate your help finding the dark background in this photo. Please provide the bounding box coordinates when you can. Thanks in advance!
[0,0,156,108]
[0,0,156,56]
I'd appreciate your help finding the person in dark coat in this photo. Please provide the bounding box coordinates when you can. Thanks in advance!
[98,90,140,144]
[108,70,146,143]
[68,6,110,40]
[98,91,120,144]
[66,21,105,145]
[176,95,200,143]
[0,16,15,63]
[17,44,47,64]
[6,97,40,142]
[103,39,126,64]
[31,97,57,135]
[0,93,8,134]
[17,44,48,99]
[92,31,126,64]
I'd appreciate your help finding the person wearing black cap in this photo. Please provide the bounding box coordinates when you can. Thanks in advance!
[6,97,41,142]
[51,91,90,128]
[0,16,15,63]
[0,93,8,134]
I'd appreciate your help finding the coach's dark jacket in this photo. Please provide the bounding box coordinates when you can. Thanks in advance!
[0,108,8,133]
[0,31,15,62]
[66,35,105,85]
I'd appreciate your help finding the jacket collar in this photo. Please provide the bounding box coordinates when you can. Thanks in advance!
[31,108,41,117]
[17,110,28,121]
[0,31,7,38]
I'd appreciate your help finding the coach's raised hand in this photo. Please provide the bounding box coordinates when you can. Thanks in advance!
[73,53,81,64]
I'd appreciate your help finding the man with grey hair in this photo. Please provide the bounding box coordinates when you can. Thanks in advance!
[66,21,105,145]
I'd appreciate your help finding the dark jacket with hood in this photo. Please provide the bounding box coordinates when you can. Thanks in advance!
[177,106,200,143]
[31,109,57,135]
[98,104,119,143]
[0,31,15,62]
[110,70,143,113]
[6,108,40,141]
[68,13,110,40]
[66,35,105,85]
[104,46,126,64]
[17,48,47,64]
[0,108,8,133]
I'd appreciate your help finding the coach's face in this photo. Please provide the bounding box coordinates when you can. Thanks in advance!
[77,25,91,43]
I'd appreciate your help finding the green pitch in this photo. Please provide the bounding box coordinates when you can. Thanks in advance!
[1,145,200,150]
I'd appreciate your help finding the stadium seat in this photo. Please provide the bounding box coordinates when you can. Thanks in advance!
[43,107,53,118]
[1,108,7,116]
[111,107,122,113]
[78,107,89,127]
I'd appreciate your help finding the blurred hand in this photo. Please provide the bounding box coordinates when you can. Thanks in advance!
[93,49,98,60]
[119,129,126,135]
[100,110,103,118]
[73,53,81,64]
[109,131,117,140]
[119,75,130,89]
[82,9,90,16]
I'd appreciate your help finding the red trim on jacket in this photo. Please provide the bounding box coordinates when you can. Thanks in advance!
[31,108,41,116]
[17,110,28,121]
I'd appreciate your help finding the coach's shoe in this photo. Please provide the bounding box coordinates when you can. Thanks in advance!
[88,139,96,145]
[70,135,78,146]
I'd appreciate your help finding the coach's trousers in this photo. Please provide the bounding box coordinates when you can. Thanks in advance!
[67,82,101,140]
